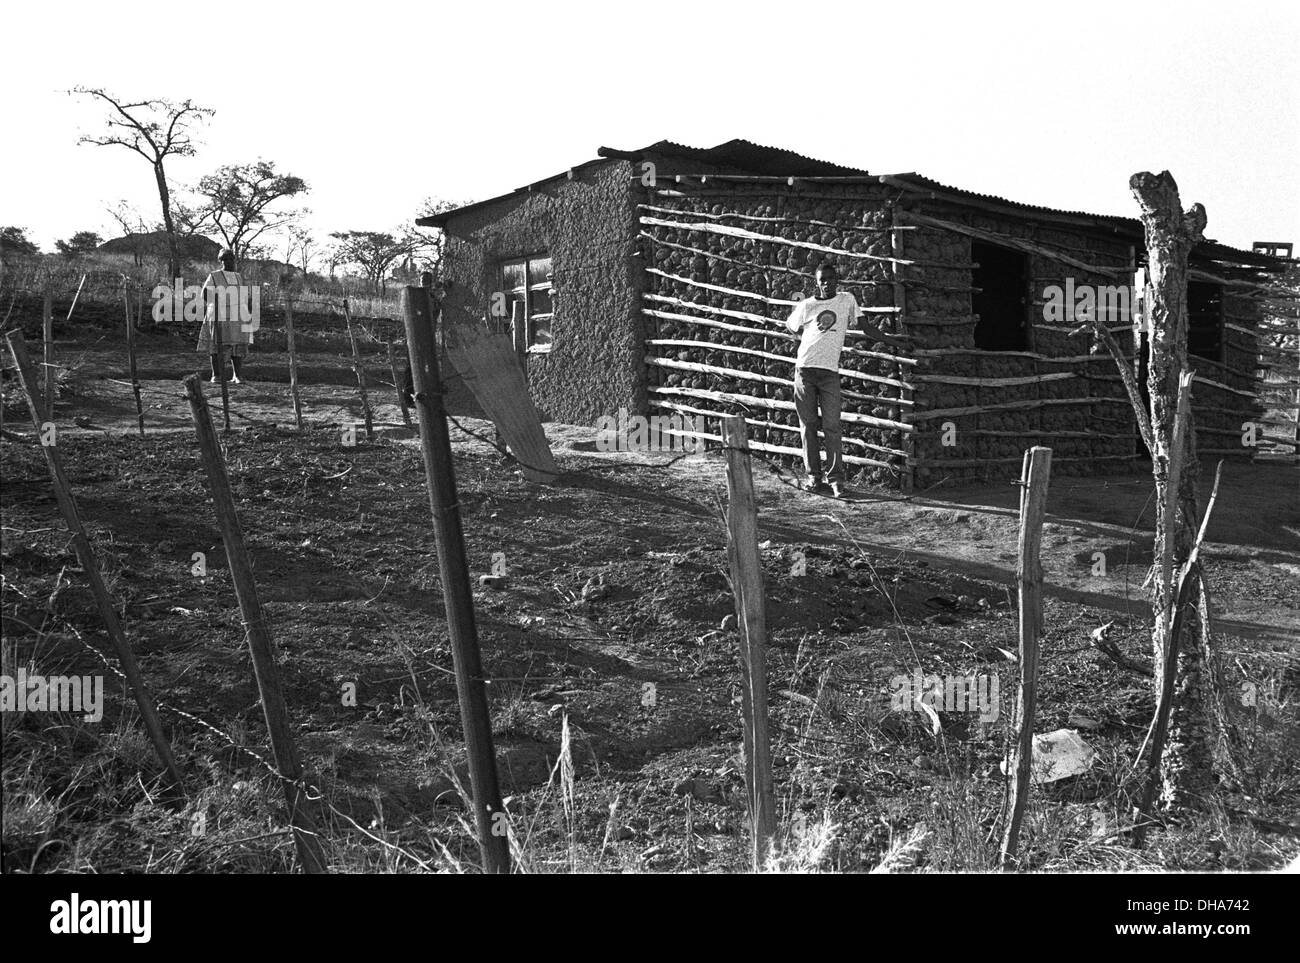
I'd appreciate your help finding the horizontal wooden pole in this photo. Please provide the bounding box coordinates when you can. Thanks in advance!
[639,202,898,235]
[912,347,1115,362]
[912,453,1141,468]
[911,396,1131,421]
[647,356,913,407]
[641,297,915,356]
[640,232,887,288]
[898,209,1128,277]
[655,423,899,470]
[642,214,915,268]
[651,398,909,459]
[913,372,1077,387]
[645,338,914,390]
[648,385,913,433]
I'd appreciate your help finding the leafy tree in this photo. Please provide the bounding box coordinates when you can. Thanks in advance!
[189,160,308,267]
[0,226,39,256]
[55,231,103,256]
[74,87,212,278]
[329,228,436,294]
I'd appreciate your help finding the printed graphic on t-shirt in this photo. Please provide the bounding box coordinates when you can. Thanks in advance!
[816,309,837,331]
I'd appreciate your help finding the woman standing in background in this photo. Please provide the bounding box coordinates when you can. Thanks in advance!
[196,248,253,383]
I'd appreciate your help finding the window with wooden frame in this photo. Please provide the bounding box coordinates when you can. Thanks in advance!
[501,254,554,353]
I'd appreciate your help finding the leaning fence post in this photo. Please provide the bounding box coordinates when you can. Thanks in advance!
[42,289,55,419]
[722,413,776,869]
[123,281,144,436]
[342,299,374,442]
[387,335,411,427]
[284,298,304,430]
[402,285,509,874]
[1001,445,1052,869]
[6,331,184,790]
[183,374,329,874]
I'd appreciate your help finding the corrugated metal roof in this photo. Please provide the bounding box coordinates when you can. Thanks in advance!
[599,138,871,177]
[416,139,1290,270]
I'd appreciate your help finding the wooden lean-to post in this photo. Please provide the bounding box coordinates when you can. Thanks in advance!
[1001,445,1052,869]
[889,205,915,493]
[123,281,145,436]
[6,331,184,790]
[722,413,776,868]
[283,298,304,430]
[401,286,509,874]
[183,374,329,873]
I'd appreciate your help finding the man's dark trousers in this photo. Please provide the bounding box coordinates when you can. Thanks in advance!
[793,365,844,484]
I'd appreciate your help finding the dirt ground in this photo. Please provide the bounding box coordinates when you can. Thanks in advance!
[2,324,1298,873]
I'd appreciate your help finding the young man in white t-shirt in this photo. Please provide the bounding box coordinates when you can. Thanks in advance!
[785,262,900,496]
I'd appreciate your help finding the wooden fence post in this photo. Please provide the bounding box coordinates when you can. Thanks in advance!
[401,286,509,874]
[387,336,411,427]
[342,299,374,442]
[1001,445,1052,869]
[183,374,329,874]
[284,298,304,430]
[722,413,776,868]
[67,273,87,326]
[42,290,54,419]
[123,282,144,437]
[6,332,184,790]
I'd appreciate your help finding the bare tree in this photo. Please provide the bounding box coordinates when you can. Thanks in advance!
[189,160,308,267]
[282,225,318,275]
[74,87,212,278]
[1080,170,1235,810]
[105,201,155,266]
[415,197,461,276]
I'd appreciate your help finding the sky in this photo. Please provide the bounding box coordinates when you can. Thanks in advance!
[5,0,1298,256]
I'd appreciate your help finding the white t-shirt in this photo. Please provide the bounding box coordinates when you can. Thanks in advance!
[785,290,858,371]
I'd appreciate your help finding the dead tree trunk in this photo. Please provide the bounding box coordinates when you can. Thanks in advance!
[1128,170,1229,807]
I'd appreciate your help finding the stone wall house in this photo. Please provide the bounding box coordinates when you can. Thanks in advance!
[420,140,1292,488]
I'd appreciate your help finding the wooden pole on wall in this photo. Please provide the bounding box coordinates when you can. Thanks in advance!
[6,331,185,790]
[889,205,916,493]
[1001,445,1052,869]
[401,285,509,874]
[183,374,329,873]
[722,413,776,868]
[284,298,304,430]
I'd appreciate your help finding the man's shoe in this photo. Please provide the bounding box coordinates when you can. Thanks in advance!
[230,375,242,385]
[803,476,825,492]
[208,375,220,384]
[830,481,846,498]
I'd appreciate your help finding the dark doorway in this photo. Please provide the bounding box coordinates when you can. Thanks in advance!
[972,242,1030,350]
[1188,281,1224,362]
